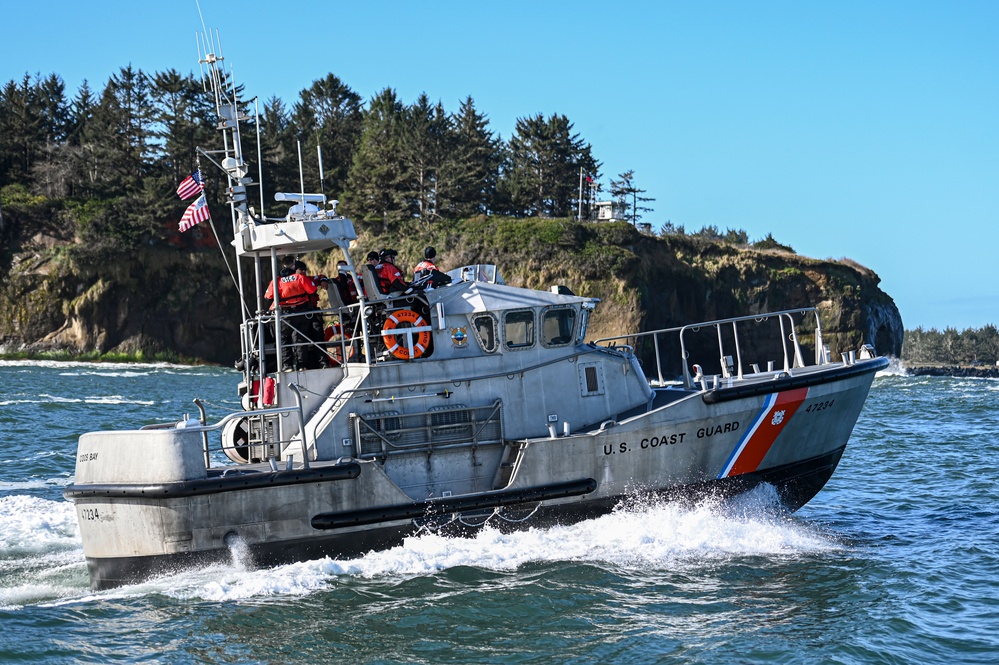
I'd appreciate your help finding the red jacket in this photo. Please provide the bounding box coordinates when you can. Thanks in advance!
[376,262,407,293]
[307,275,328,307]
[413,259,437,277]
[335,274,359,305]
[264,273,317,310]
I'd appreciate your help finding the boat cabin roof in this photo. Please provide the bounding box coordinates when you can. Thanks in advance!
[428,279,595,316]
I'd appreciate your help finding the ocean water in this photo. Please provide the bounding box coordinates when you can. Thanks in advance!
[0,360,997,664]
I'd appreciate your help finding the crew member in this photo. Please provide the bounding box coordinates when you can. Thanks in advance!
[308,268,330,309]
[376,248,409,294]
[360,250,380,297]
[264,260,320,370]
[413,245,451,289]
[334,260,359,306]
[413,246,438,279]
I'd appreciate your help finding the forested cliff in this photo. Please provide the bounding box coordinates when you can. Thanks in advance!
[0,209,902,366]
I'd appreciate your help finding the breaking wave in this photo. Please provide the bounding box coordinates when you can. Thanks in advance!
[876,356,908,377]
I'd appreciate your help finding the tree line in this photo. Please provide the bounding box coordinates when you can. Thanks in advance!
[1,67,666,249]
[903,325,999,366]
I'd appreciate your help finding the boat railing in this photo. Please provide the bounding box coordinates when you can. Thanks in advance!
[241,288,436,377]
[141,399,309,470]
[594,308,829,389]
[241,300,366,375]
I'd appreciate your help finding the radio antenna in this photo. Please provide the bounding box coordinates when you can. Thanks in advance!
[298,140,306,210]
[317,145,326,202]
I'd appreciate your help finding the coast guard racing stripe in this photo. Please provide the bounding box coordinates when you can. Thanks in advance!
[718,387,809,478]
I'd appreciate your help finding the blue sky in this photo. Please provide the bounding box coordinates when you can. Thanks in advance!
[3,1,997,330]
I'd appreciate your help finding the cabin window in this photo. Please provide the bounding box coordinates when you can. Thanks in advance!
[541,307,576,347]
[576,308,591,344]
[471,314,498,353]
[503,310,535,350]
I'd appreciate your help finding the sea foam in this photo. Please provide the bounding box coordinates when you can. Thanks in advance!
[77,489,842,604]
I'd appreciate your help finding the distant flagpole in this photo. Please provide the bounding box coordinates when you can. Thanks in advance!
[577,167,584,221]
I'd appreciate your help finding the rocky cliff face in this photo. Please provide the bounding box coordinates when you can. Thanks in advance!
[476,222,904,364]
[0,241,242,364]
[0,217,902,367]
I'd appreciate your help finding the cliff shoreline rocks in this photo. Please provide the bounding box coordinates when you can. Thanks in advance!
[905,365,999,379]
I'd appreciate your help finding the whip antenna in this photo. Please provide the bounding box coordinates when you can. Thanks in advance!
[318,145,326,203]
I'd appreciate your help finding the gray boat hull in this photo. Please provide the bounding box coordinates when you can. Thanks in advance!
[66,358,884,590]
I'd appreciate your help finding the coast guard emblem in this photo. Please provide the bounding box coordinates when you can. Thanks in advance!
[450,326,468,348]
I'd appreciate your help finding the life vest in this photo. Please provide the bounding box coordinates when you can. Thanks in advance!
[414,259,437,276]
[336,274,359,304]
[377,263,406,293]
[265,274,317,309]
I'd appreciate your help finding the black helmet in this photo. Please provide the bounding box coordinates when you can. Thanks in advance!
[379,248,398,260]
[366,251,379,262]
[424,246,436,260]
[293,260,307,272]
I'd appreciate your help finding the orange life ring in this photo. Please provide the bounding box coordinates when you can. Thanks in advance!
[382,309,431,360]
[323,324,356,366]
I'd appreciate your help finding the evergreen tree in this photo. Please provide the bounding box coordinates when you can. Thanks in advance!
[399,93,451,226]
[941,327,960,365]
[29,74,73,198]
[0,75,45,185]
[110,65,154,188]
[149,69,216,188]
[982,324,999,363]
[39,80,98,199]
[76,81,129,197]
[68,80,96,145]
[37,74,71,145]
[291,74,363,203]
[343,88,408,234]
[75,66,154,198]
[258,95,299,215]
[501,113,598,218]
[610,169,655,225]
[445,96,501,219]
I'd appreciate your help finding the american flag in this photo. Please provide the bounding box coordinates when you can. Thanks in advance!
[179,194,210,232]
[176,170,204,200]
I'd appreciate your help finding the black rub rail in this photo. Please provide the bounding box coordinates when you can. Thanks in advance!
[311,478,598,530]
[63,463,361,499]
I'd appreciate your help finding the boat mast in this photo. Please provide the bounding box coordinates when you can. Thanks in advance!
[197,27,258,382]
